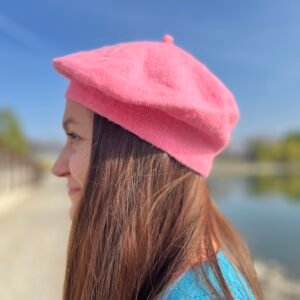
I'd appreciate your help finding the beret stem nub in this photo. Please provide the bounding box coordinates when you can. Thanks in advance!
[162,34,174,44]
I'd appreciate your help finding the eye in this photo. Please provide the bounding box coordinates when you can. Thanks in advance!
[66,132,80,142]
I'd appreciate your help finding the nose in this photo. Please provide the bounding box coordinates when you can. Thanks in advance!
[51,148,69,177]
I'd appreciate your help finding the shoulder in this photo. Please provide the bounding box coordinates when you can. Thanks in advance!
[160,250,255,300]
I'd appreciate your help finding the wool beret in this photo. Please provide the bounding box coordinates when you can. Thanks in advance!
[52,34,240,177]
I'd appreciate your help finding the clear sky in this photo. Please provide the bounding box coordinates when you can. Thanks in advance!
[1,0,299,147]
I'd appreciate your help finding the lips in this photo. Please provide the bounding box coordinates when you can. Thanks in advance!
[68,188,81,194]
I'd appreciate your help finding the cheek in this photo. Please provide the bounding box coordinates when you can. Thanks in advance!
[69,145,91,189]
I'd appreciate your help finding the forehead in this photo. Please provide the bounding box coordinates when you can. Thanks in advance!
[64,99,92,118]
[62,99,93,130]
[64,99,91,116]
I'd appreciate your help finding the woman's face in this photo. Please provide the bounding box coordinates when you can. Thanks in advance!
[51,99,93,221]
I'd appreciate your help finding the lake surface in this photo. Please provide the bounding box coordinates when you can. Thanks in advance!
[208,174,300,280]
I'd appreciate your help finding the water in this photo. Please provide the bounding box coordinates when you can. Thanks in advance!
[208,174,300,280]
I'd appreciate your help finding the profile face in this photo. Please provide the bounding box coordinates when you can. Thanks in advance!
[51,99,93,221]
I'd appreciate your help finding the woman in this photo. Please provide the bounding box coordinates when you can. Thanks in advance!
[51,34,263,299]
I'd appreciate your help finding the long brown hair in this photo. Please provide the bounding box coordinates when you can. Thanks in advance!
[62,112,263,299]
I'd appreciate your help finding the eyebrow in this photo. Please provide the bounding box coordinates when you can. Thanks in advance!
[62,117,80,131]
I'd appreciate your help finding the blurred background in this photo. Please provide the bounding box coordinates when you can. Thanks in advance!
[1,1,300,299]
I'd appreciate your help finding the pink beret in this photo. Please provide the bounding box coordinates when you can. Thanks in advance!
[52,34,240,177]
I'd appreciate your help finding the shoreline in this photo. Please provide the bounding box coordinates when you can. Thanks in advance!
[210,160,300,177]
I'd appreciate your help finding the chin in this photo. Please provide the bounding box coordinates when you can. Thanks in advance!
[69,204,76,221]
[68,193,81,221]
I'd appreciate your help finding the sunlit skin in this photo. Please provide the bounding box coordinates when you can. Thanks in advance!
[51,99,93,221]
[50,99,220,259]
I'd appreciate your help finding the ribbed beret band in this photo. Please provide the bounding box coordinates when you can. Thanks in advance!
[52,34,240,177]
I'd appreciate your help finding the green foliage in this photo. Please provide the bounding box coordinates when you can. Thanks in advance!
[0,108,29,155]
[248,131,300,161]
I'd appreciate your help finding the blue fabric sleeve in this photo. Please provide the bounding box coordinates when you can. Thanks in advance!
[160,250,255,300]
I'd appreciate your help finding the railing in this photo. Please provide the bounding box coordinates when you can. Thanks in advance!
[0,149,43,197]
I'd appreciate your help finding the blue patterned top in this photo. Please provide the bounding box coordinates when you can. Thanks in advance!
[160,250,255,299]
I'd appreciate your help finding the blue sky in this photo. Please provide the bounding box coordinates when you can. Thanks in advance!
[1,0,300,148]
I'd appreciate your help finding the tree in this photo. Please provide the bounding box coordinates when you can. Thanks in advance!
[0,108,29,155]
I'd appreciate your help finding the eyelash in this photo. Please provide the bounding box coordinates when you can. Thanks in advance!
[66,132,80,141]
